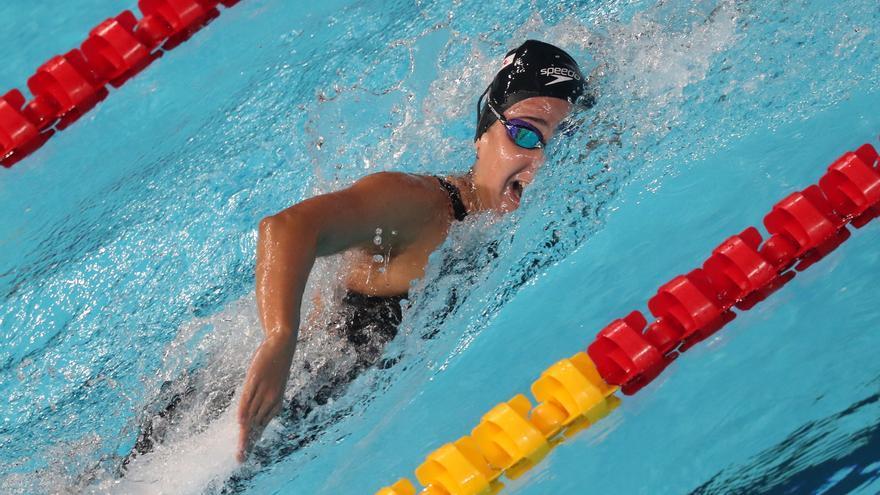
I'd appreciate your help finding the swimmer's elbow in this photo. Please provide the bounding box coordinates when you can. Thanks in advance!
[258,214,285,239]
[258,209,318,248]
[258,215,276,236]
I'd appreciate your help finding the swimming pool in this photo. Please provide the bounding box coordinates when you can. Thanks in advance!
[1,0,879,493]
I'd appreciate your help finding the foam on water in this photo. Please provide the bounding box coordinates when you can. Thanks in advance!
[101,410,240,495]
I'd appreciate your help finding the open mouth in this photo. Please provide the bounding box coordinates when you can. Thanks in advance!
[506,179,524,207]
[512,180,524,199]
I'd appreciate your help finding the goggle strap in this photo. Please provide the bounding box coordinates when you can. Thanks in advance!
[476,84,491,125]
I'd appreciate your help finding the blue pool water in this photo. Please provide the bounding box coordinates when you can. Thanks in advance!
[1,0,879,493]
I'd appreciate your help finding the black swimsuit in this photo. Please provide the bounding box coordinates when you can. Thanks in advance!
[436,176,469,221]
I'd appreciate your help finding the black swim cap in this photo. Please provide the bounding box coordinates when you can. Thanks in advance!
[475,40,588,141]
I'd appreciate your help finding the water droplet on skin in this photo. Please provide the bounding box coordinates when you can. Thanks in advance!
[378,267,386,273]
[373,235,382,245]
[375,228,382,235]
[373,254,384,263]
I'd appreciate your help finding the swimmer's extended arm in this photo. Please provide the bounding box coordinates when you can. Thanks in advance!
[237,172,449,461]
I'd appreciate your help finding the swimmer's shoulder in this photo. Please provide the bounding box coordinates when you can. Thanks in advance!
[353,170,439,189]
[342,171,462,251]
[348,171,452,215]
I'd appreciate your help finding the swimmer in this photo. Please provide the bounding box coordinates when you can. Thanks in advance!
[236,39,590,461]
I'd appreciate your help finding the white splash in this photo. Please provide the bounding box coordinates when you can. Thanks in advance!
[96,408,240,495]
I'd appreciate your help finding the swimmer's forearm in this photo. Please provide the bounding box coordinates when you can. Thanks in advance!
[238,211,321,460]
[255,212,317,347]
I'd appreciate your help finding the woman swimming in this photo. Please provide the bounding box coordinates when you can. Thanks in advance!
[236,39,589,461]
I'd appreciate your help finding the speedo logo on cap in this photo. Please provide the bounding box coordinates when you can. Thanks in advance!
[500,53,516,69]
[540,67,581,86]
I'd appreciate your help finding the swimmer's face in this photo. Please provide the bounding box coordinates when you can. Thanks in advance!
[472,97,572,213]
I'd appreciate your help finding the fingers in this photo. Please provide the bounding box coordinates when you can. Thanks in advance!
[237,421,251,462]
[238,417,268,463]
[237,391,253,427]
[269,402,282,420]
[237,380,261,462]
[237,343,269,426]
[254,397,281,428]
[239,374,268,428]
[237,390,282,463]
[237,407,265,462]
[237,368,260,425]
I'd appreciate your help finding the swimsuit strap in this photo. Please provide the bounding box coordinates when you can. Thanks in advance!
[435,176,468,221]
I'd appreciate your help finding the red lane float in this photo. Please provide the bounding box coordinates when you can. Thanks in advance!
[703,227,777,307]
[589,143,880,395]
[27,49,109,127]
[646,268,732,353]
[763,185,844,259]
[138,0,218,48]
[82,11,155,87]
[139,0,209,36]
[0,90,52,163]
[819,149,880,219]
[0,90,39,155]
[587,311,669,395]
[1,0,242,168]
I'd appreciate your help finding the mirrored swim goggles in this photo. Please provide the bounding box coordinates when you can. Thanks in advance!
[477,89,546,150]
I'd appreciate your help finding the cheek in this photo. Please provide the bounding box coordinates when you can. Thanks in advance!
[475,126,534,185]
[476,130,507,172]
[489,126,533,167]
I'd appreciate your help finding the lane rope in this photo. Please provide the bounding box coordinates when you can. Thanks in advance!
[375,142,880,495]
[0,0,241,168]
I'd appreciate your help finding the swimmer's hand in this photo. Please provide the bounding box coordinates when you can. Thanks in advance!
[236,335,294,462]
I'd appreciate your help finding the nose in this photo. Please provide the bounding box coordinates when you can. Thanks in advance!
[514,154,543,185]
